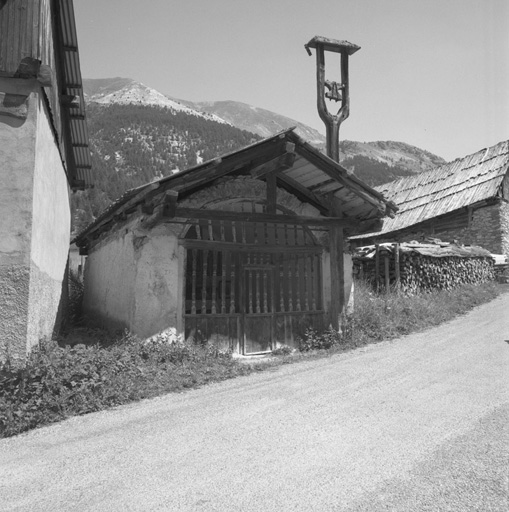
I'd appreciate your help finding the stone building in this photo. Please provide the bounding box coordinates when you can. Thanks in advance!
[74,129,396,355]
[350,140,509,257]
[0,0,91,364]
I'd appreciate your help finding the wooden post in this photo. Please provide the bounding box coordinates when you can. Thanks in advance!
[375,244,380,292]
[329,225,344,330]
[394,243,400,290]
[328,193,345,330]
[266,173,277,214]
[384,253,390,292]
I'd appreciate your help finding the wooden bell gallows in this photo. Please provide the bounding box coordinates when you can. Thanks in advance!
[305,36,360,162]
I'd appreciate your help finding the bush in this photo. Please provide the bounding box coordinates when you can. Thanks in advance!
[351,279,502,345]
[271,345,293,356]
[0,333,248,438]
[298,326,343,352]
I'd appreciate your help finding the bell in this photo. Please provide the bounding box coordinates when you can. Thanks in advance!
[325,80,342,102]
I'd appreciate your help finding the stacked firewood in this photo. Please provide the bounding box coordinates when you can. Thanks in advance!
[353,241,496,293]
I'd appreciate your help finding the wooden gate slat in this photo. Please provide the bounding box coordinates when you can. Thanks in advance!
[211,250,218,314]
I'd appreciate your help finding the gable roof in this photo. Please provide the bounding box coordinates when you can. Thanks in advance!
[352,140,509,239]
[73,128,397,248]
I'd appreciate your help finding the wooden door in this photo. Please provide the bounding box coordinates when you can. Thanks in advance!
[242,254,274,354]
[182,209,325,352]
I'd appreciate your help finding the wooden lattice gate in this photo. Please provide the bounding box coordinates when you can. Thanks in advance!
[182,213,324,354]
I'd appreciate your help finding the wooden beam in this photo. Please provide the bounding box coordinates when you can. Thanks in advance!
[276,174,330,214]
[162,190,178,218]
[266,173,277,214]
[170,207,360,228]
[329,225,341,330]
[182,240,323,254]
[250,150,296,179]
[295,143,388,212]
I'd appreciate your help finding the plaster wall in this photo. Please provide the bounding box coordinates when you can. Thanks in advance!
[132,225,180,338]
[27,94,71,352]
[0,92,70,363]
[83,227,138,331]
[0,95,37,363]
[83,221,181,338]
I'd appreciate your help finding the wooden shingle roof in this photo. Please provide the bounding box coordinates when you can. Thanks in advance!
[73,129,397,249]
[352,140,509,238]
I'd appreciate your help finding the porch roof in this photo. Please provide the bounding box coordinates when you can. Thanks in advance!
[73,128,397,249]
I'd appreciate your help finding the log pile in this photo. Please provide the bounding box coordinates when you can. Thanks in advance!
[353,239,496,293]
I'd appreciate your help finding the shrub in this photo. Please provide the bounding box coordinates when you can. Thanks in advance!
[0,333,246,438]
[271,345,293,356]
[298,326,343,352]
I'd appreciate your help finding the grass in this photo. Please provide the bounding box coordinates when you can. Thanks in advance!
[1,280,506,438]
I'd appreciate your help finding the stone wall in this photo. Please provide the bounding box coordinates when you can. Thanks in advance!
[500,200,509,257]
[365,202,507,257]
[434,204,504,254]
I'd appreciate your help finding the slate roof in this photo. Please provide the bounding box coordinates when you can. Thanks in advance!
[351,140,509,239]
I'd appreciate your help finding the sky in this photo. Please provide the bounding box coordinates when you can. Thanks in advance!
[74,0,509,161]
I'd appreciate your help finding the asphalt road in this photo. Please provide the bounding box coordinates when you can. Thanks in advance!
[1,293,509,511]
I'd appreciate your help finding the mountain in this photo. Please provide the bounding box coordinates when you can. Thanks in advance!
[83,78,229,125]
[180,99,325,146]
[74,77,446,234]
[179,98,445,185]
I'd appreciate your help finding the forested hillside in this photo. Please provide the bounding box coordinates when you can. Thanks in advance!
[71,104,259,234]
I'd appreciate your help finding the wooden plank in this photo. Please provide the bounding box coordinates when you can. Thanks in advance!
[172,207,359,228]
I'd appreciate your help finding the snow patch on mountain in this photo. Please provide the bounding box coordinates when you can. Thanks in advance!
[87,81,230,125]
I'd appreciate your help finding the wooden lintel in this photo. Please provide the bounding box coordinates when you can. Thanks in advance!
[171,207,359,228]
[181,239,323,254]
[250,151,296,179]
